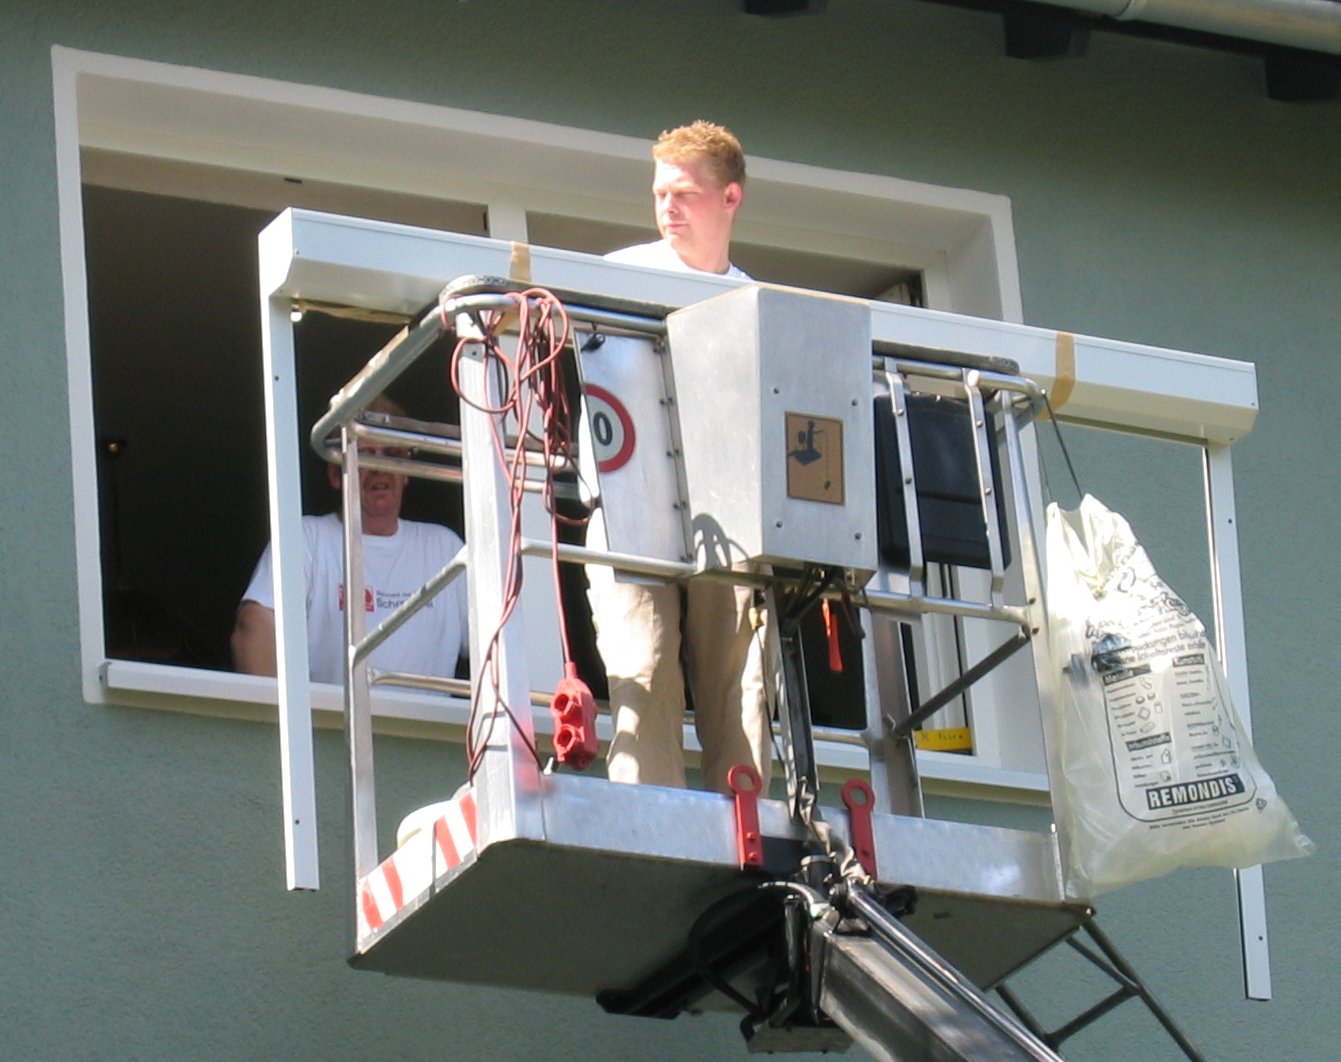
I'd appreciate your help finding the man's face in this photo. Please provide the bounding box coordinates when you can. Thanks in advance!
[652,156,742,273]
[327,444,407,531]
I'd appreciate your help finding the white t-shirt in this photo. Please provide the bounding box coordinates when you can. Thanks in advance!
[242,512,468,685]
[604,239,751,279]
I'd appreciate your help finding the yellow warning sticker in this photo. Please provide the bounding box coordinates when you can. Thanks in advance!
[912,727,973,752]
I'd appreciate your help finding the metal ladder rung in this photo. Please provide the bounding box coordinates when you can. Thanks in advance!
[994,919,1205,1061]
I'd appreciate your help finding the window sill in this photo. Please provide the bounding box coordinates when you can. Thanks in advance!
[97,658,1051,802]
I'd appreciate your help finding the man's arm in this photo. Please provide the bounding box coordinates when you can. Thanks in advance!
[231,600,278,676]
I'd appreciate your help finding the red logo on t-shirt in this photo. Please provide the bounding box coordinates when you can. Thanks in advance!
[337,584,376,612]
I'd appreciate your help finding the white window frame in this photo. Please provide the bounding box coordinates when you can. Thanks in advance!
[54,45,1252,802]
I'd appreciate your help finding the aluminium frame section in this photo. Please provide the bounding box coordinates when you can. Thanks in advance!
[866,357,1054,813]
[1204,442,1271,1001]
[314,304,460,879]
[259,281,320,890]
[274,274,1060,885]
[452,319,547,850]
[320,284,681,883]
[815,883,1063,1062]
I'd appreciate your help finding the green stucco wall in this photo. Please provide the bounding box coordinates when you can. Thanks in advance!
[2,2,1338,1059]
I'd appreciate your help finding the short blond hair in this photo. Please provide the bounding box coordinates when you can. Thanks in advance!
[653,121,746,188]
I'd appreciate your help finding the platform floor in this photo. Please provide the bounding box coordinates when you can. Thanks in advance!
[351,775,1087,999]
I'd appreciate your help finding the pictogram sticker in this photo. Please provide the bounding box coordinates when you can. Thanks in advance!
[584,384,637,473]
[785,411,845,504]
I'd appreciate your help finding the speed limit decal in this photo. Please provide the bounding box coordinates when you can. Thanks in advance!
[583,384,637,473]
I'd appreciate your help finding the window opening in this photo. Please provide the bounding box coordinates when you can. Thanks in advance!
[81,183,933,678]
[84,181,481,672]
[60,51,1050,792]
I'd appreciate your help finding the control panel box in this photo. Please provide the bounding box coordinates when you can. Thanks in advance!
[667,284,877,576]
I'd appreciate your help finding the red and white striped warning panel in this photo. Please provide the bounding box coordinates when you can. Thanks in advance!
[356,787,478,941]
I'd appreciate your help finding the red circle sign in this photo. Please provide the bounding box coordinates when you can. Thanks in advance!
[583,384,637,473]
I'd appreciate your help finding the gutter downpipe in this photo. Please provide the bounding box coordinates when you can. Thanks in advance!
[1059,0,1341,55]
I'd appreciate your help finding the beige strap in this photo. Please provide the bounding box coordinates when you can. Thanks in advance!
[1042,331,1076,418]
[508,241,533,285]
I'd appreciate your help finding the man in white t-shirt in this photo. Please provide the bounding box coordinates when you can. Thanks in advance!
[592,121,771,796]
[232,399,468,685]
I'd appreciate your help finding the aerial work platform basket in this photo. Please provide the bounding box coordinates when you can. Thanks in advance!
[256,210,1263,1058]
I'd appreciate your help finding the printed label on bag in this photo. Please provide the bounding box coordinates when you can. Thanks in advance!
[1087,565,1256,824]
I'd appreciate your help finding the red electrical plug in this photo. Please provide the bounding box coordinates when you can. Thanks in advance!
[550,662,598,770]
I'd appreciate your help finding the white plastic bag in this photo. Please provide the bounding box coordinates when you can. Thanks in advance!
[1044,495,1313,897]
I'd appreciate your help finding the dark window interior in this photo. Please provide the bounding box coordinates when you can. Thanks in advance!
[85,185,474,669]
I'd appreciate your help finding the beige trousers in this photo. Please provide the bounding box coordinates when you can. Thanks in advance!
[586,569,772,795]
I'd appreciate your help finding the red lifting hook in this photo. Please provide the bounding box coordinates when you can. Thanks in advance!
[727,764,766,870]
[841,778,878,879]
